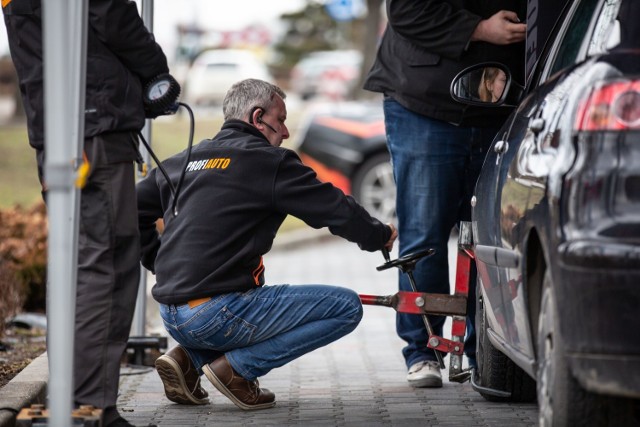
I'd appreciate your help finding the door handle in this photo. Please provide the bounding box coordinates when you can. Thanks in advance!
[494,140,509,154]
[530,117,545,135]
[494,140,509,165]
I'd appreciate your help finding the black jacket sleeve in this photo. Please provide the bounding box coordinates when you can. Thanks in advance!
[136,168,163,273]
[386,0,481,61]
[272,150,391,252]
[88,0,169,82]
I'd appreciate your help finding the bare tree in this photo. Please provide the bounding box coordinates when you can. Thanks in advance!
[353,0,384,100]
[0,55,25,121]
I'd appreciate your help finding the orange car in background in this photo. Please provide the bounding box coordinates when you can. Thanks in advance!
[293,102,396,224]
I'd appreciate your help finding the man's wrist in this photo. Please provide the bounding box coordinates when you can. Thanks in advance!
[470,19,487,42]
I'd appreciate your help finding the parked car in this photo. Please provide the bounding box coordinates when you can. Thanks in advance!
[451,0,640,425]
[289,50,362,100]
[183,49,273,106]
[294,101,396,224]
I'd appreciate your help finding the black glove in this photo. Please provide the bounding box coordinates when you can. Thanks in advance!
[143,73,181,118]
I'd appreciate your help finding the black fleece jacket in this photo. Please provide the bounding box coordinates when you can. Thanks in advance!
[3,0,169,151]
[363,0,526,127]
[137,120,392,304]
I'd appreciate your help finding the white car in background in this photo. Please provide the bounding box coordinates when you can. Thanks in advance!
[183,49,273,106]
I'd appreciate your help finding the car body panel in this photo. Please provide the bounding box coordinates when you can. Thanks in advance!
[295,102,388,193]
[294,102,396,223]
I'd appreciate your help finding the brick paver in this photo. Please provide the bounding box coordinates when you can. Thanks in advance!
[117,234,538,426]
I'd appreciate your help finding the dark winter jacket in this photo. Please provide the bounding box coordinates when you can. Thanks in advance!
[3,0,169,152]
[363,0,526,127]
[137,120,392,305]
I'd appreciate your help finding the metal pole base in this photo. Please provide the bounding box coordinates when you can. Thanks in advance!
[126,336,168,366]
[16,405,102,427]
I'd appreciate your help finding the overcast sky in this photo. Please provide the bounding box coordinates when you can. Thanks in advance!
[0,1,306,57]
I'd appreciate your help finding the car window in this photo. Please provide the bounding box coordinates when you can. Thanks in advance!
[545,0,600,77]
[587,0,622,54]
[528,0,626,90]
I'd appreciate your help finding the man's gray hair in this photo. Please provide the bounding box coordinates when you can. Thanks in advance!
[222,79,286,122]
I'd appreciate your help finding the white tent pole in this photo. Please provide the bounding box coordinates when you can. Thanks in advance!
[42,0,86,425]
[133,0,155,339]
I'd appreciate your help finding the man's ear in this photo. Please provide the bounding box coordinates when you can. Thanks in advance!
[250,107,262,125]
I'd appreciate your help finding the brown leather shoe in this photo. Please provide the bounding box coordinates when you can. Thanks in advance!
[155,345,209,405]
[202,355,275,410]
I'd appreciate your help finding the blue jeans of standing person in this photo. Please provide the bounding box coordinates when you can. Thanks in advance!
[383,97,499,369]
[159,284,363,381]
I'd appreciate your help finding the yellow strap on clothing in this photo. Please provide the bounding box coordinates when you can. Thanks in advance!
[75,151,91,189]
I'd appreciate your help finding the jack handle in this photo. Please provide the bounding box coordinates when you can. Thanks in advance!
[381,247,391,263]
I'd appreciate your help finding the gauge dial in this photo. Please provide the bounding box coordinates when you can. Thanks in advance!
[143,73,181,117]
[147,80,171,100]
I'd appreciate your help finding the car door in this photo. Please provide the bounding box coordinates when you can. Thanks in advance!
[498,78,564,357]
[474,97,540,348]
[494,0,620,357]
[478,83,558,358]
[473,32,567,358]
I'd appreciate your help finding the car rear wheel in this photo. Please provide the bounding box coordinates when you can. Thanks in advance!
[475,278,537,402]
[535,272,632,426]
[351,152,396,224]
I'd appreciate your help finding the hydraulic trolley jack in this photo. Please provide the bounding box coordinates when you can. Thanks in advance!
[359,221,474,383]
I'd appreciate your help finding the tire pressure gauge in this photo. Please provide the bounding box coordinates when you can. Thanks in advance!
[143,73,181,117]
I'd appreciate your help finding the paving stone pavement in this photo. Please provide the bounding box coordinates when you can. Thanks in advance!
[117,233,538,426]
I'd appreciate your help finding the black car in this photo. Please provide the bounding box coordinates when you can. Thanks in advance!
[451,0,640,425]
[294,101,396,223]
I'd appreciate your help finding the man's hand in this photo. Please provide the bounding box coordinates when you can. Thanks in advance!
[385,223,398,251]
[143,73,181,119]
[471,10,527,45]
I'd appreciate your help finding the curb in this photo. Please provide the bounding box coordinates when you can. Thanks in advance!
[0,352,48,427]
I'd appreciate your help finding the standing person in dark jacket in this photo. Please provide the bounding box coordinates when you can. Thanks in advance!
[363,0,526,388]
[138,78,397,410]
[3,1,177,425]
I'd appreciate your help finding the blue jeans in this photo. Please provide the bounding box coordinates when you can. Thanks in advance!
[383,98,498,368]
[159,284,363,381]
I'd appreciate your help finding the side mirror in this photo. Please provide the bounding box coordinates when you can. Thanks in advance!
[450,63,522,107]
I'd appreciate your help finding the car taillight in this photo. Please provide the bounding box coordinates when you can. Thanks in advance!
[574,79,640,131]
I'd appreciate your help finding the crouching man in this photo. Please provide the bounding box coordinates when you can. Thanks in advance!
[137,79,397,410]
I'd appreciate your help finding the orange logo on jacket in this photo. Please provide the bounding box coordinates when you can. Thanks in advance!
[186,158,231,172]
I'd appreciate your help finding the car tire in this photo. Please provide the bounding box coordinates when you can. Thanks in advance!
[476,278,537,402]
[535,272,629,426]
[351,152,396,224]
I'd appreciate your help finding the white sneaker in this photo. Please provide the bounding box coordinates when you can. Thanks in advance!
[407,360,443,388]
